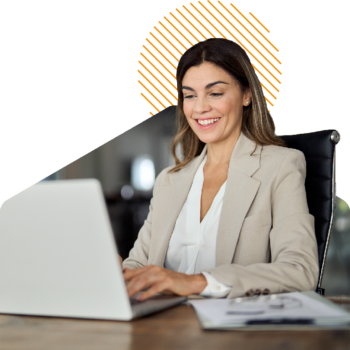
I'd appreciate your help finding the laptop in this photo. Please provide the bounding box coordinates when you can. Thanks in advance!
[0,179,186,320]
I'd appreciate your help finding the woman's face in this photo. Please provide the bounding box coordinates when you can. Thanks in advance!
[182,62,251,145]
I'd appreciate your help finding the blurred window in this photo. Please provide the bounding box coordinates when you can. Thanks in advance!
[131,156,155,191]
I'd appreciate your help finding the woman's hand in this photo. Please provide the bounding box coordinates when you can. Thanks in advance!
[123,265,207,301]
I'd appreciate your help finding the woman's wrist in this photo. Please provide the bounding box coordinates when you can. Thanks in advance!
[188,273,208,294]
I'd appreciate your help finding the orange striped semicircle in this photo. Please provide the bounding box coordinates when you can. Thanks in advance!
[138,1,281,115]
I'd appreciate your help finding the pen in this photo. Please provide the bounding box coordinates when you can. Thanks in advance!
[246,318,314,325]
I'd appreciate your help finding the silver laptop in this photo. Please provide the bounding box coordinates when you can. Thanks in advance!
[0,179,186,320]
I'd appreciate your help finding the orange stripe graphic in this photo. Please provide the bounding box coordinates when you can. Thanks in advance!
[197,0,282,84]
[157,20,186,50]
[217,0,282,65]
[153,26,182,55]
[140,92,160,112]
[137,69,177,106]
[163,16,194,49]
[137,52,176,90]
[137,0,283,116]
[265,95,275,107]
[137,60,177,99]
[252,62,280,93]
[190,1,228,39]
[149,32,179,62]
[141,38,176,71]
[181,5,216,40]
[137,79,166,108]
[248,11,271,34]
[198,0,283,75]
[168,7,201,43]
[139,44,176,80]
[261,82,278,101]
[228,1,282,53]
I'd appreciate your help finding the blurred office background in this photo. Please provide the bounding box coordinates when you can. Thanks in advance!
[44,106,350,296]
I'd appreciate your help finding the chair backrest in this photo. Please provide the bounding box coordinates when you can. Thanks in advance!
[279,130,340,295]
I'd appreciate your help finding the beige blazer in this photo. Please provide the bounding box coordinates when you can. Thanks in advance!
[123,132,319,298]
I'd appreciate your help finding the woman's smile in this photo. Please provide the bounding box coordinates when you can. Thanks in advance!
[195,117,221,129]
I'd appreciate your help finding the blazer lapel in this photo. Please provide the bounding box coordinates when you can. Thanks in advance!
[152,146,207,267]
[216,133,262,266]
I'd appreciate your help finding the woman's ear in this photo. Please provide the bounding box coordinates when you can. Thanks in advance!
[243,87,252,106]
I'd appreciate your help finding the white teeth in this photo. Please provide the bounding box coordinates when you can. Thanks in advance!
[198,118,219,126]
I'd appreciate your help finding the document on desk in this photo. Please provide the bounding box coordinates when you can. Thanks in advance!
[189,291,350,330]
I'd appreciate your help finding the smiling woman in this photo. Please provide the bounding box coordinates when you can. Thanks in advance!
[171,38,285,173]
[122,38,319,302]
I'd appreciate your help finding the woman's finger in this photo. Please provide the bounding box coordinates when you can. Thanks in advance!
[125,266,191,299]
[126,269,163,298]
[123,265,153,281]
[136,281,170,301]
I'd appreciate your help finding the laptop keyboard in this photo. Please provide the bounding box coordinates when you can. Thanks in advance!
[130,293,182,307]
[130,297,143,306]
[130,292,150,306]
[129,294,187,318]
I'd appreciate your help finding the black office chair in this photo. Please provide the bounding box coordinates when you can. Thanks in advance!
[280,130,340,295]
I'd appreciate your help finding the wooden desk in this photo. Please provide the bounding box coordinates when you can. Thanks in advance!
[0,302,349,350]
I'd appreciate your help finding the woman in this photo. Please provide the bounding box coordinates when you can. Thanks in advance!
[122,38,319,301]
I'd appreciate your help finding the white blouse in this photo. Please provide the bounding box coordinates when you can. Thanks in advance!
[164,155,231,297]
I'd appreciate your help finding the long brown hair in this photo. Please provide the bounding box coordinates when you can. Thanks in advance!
[169,38,286,173]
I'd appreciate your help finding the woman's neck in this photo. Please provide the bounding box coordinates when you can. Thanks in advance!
[205,129,241,168]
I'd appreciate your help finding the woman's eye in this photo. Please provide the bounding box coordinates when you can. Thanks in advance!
[210,93,223,97]
[184,95,195,99]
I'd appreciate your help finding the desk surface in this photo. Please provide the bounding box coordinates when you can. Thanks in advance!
[0,301,349,350]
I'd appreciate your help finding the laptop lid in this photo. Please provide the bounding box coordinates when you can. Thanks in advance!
[0,179,133,320]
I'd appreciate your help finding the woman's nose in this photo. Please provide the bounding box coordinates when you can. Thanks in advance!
[193,96,210,114]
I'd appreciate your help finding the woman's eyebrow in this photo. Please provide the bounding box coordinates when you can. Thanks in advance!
[181,81,229,91]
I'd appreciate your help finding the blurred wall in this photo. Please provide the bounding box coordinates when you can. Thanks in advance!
[57,106,176,197]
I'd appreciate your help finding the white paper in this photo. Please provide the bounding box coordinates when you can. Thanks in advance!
[189,292,350,326]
